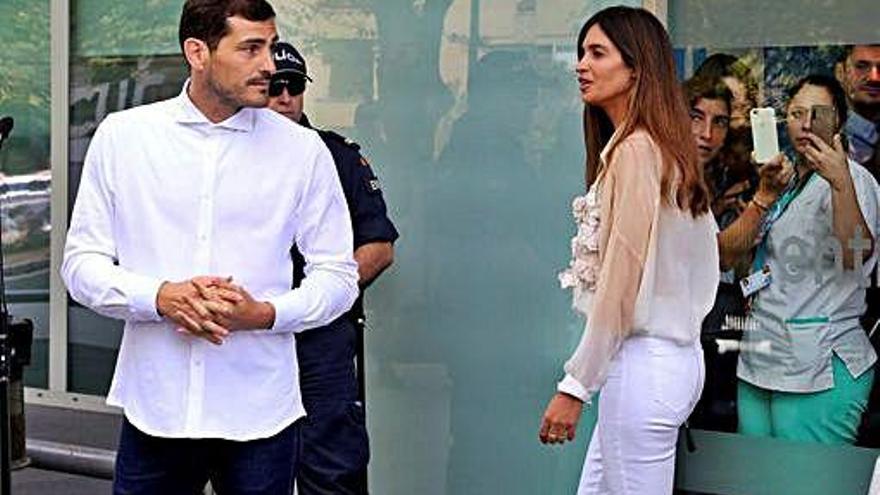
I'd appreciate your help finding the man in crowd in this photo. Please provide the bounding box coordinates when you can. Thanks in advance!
[61,2,358,493]
[838,44,880,179]
[838,44,880,445]
[268,41,399,494]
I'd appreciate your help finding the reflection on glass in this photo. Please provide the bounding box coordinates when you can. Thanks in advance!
[0,0,51,388]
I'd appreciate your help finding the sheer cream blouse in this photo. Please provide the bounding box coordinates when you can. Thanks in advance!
[557,130,720,404]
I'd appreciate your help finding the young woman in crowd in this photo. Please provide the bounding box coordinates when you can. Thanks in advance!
[693,54,763,224]
[685,75,792,431]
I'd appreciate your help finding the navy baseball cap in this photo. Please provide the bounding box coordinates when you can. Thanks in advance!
[272,42,312,81]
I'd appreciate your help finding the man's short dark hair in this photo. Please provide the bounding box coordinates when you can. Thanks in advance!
[841,43,880,63]
[684,75,732,114]
[179,0,276,52]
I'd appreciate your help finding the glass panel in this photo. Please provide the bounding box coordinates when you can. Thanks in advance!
[0,0,52,389]
[277,1,635,492]
[71,0,181,57]
[52,0,880,492]
[67,0,188,395]
[670,0,880,449]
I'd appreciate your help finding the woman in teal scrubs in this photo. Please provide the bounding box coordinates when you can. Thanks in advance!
[722,74,880,444]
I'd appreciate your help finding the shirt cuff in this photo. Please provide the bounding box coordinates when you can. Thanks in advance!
[557,374,591,403]
[266,293,303,333]
[126,274,165,322]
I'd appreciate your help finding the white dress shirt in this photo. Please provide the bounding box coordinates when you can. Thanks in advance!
[62,84,359,440]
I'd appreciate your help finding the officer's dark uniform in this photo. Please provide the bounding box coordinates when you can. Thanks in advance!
[292,114,398,494]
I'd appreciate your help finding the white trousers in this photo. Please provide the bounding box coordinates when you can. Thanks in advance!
[577,336,704,495]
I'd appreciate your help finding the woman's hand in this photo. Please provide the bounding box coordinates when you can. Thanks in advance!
[754,153,795,206]
[803,133,851,190]
[539,392,583,445]
[712,180,751,217]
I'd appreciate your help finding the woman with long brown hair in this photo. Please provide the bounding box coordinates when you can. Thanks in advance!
[539,7,720,493]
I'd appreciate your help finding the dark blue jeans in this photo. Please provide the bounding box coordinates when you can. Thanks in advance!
[113,417,300,495]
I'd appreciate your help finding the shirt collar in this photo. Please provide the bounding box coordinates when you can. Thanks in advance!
[846,110,879,141]
[173,80,256,132]
[599,125,625,168]
[845,110,879,164]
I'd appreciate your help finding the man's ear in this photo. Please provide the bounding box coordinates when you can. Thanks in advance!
[183,38,210,71]
[834,59,846,86]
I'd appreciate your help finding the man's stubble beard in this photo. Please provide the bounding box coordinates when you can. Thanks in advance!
[848,74,880,122]
[206,70,269,111]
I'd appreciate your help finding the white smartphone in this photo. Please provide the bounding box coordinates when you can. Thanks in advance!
[750,107,779,164]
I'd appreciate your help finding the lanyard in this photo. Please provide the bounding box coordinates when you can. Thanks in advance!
[751,171,817,272]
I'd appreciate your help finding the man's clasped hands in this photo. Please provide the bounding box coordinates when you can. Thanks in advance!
[156,276,276,345]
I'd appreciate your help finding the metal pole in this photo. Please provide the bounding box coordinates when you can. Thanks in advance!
[0,334,11,495]
[0,130,13,495]
[26,439,115,480]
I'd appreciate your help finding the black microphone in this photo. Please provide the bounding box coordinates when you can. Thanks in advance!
[0,116,13,144]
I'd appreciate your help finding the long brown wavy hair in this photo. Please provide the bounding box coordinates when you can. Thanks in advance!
[579,6,709,217]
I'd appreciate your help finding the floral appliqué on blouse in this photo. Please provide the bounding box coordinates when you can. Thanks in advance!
[558,185,601,316]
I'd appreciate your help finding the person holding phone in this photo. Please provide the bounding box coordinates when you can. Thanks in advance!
[729,75,880,444]
[539,7,719,493]
[686,76,793,433]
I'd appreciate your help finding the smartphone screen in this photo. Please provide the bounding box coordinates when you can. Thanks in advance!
[810,105,836,146]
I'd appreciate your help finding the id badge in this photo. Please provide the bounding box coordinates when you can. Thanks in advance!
[740,266,772,297]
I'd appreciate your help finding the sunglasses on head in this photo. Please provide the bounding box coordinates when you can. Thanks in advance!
[268,77,307,97]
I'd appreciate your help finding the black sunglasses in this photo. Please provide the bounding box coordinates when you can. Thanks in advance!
[269,77,307,97]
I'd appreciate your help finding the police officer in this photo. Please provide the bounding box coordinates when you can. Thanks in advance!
[269,41,399,494]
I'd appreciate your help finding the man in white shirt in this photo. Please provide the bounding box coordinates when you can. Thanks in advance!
[61,1,358,493]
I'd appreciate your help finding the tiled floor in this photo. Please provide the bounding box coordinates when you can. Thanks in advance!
[12,467,112,494]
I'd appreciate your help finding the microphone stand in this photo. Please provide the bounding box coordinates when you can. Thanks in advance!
[0,116,34,494]
[0,116,13,495]
[0,294,10,495]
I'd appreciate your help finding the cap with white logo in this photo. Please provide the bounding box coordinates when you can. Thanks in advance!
[272,41,312,81]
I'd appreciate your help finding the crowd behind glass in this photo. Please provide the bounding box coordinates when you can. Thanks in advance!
[684,44,880,446]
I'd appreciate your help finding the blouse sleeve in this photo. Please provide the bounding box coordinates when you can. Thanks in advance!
[560,136,661,405]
